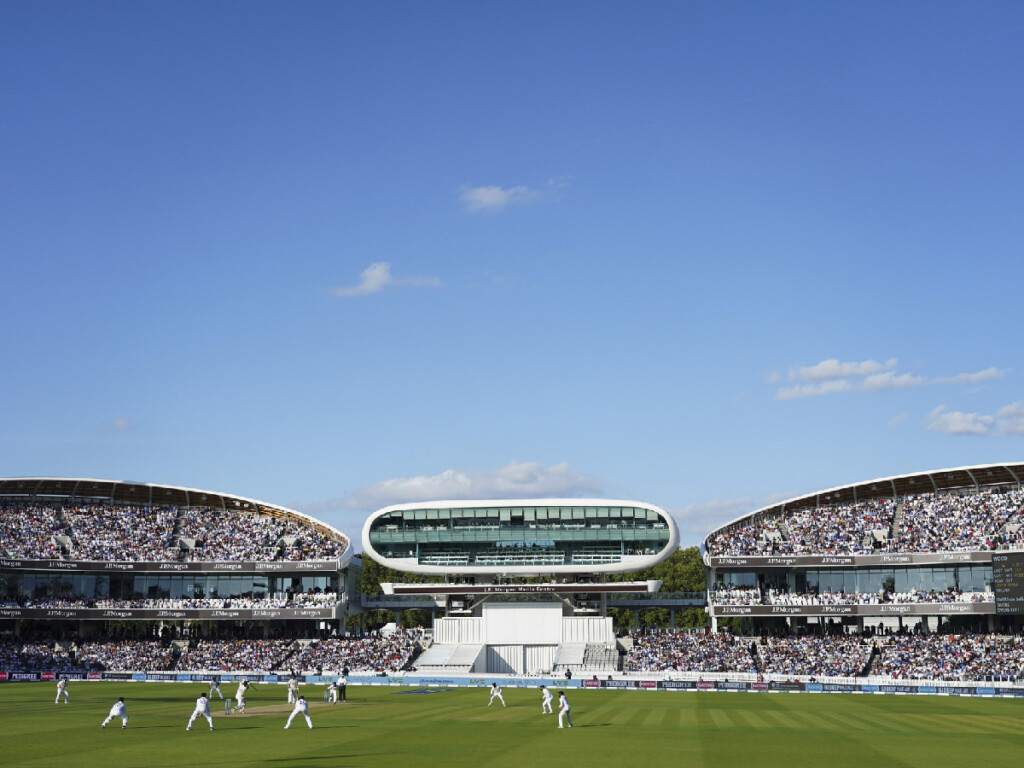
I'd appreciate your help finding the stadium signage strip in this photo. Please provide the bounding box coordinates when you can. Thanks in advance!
[708,552,992,568]
[2,673,1021,698]
[713,603,996,616]
[389,581,654,595]
[0,559,337,573]
[0,607,335,620]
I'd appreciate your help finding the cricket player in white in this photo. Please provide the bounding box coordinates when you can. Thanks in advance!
[55,677,70,704]
[284,695,313,729]
[327,681,339,704]
[209,679,224,700]
[540,685,553,714]
[488,683,506,707]
[101,697,128,728]
[187,692,215,731]
[557,692,572,728]
[232,680,251,713]
[287,677,300,704]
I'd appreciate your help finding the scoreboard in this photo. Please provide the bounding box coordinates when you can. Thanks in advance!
[993,552,1024,614]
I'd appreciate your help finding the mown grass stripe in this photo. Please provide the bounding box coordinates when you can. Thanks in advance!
[731,708,772,729]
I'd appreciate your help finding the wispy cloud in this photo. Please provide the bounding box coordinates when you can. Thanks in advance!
[333,262,442,298]
[112,418,135,431]
[459,177,569,213]
[996,403,1024,435]
[926,401,1024,437]
[789,358,897,382]
[932,367,1005,386]
[771,358,1005,400]
[926,405,994,435]
[298,461,603,515]
[887,412,909,429]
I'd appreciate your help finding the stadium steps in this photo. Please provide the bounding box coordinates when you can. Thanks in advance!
[778,521,792,546]
[582,643,618,671]
[552,643,586,672]
[862,644,882,676]
[413,643,483,672]
[747,641,762,673]
[889,501,904,543]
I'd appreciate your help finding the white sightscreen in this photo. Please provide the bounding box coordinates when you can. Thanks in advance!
[483,603,562,644]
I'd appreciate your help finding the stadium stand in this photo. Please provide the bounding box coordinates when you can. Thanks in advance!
[705,487,1024,556]
[0,500,348,562]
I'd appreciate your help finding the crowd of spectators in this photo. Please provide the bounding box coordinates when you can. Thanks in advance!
[0,639,174,672]
[757,635,872,677]
[1,592,340,610]
[785,499,892,555]
[708,588,994,606]
[706,487,1024,556]
[890,490,1024,553]
[0,640,81,672]
[66,505,178,560]
[286,630,420,673]
[0,504,67,559]
[708,586,761,605]
[877,634,1024,681]
[175,638,295,671]
[0,502,348,562]
[76,640,177,671]
[4,631,1024,681]
[705,515,783,557]
[625,631,758,674]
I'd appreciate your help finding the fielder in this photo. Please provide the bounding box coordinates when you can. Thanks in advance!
[101,697,128,729]
[540,685,553,714]
[488,683,506,707]
[187,692,215,731]
[209,678,225,700]
[557,691,572,728]
[232,680,251,714]
[287,677,300,704]
[284,696,313,729]
[55,677,70,704]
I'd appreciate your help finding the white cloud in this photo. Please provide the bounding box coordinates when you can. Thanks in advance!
[996,402,1024,435]
[298,461,603,515]
[773,358,1003,400]
[112,418,135,431]
[926,405,993,436]
[789,358,896,382]
[460,185,537,213]
[933,367,1006,385]
[887,412,909,429]
[776,379,855,400]
[860,371,925,391]
[764,371,782,383]
[333,262,441,297]
[459,178,569,213]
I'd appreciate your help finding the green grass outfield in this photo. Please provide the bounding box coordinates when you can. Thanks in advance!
[2,682,1021,768]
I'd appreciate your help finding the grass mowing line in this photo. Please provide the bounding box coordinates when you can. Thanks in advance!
[729,708,772,728]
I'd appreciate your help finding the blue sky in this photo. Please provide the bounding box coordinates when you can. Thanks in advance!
[3,2,1023,548]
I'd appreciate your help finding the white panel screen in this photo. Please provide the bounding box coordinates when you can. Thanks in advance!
[483,603,562,644]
